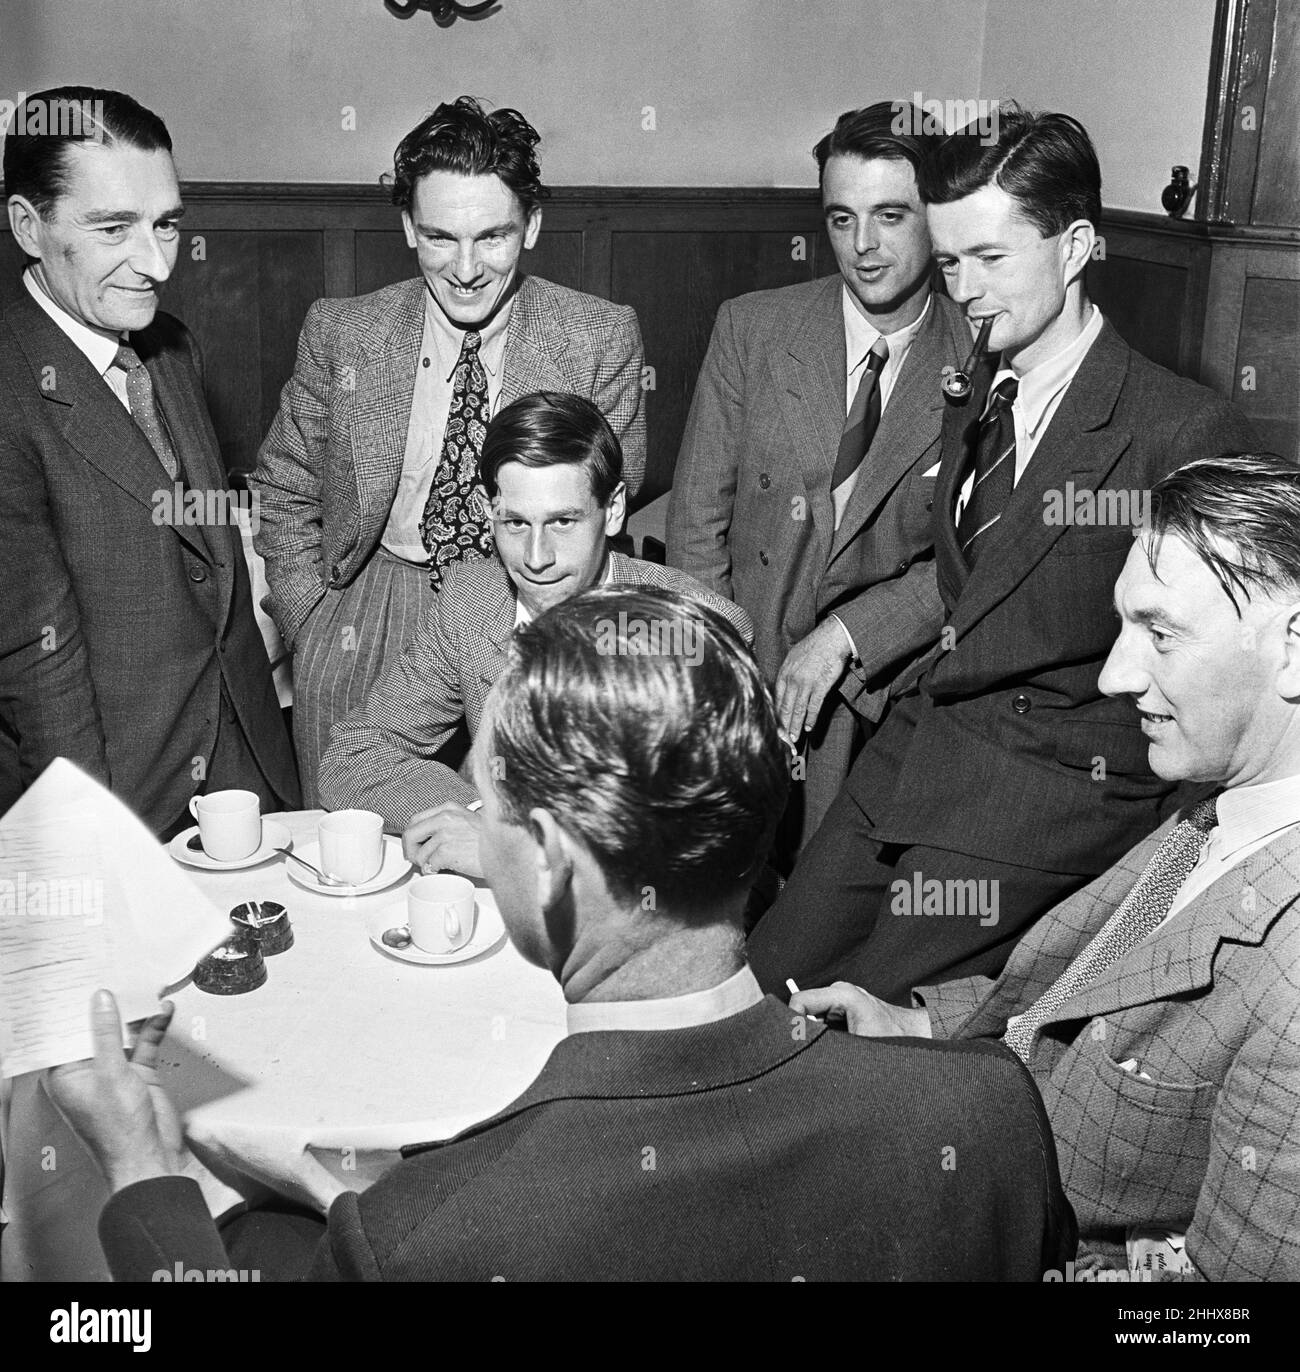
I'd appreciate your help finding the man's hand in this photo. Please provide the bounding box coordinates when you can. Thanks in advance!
[775,619,853,740]
[790,981,932,1037]
[403,803,483,877]
[42,990,184,1192]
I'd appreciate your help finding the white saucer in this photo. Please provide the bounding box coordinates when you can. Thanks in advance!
[367,890,506,965]
[169,820,293,871]
[286,836,411,896]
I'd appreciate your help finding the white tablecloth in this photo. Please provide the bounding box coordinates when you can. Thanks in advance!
[1,811,567,1281]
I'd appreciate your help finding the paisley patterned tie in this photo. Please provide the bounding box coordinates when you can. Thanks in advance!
[420,329,493,590]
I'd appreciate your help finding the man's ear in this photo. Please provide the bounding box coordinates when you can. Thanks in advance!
[7,195,44,257]
[401,208,417,251]
[1061,217,1094,289]
[529,807,574,911]
[523,205,542,252]
[1276,603,1300,699]
[604,482,627,538]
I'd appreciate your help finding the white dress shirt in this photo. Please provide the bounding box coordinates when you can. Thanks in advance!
[955,304,1105,522]
[566,963,765,1035]
[381,289,514,564]
[24,267,130,409]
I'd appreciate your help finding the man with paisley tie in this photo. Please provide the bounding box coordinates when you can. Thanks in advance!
[251,97,645,803]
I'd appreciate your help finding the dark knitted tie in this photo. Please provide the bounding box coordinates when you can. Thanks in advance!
[420,329,493,590]
[1003,794,1220,1063]
[831,338,889,491]
[956,376,1018,568]
[113,344,179,479]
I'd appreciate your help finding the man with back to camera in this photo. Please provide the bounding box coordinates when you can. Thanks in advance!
[317,389,752,877]
[667,100,970,864]
[46,586,1075,1282]
[793,455,1300,1281]
[748,105,1260,1001]
[0,87,299,836]
[250,95,646,804]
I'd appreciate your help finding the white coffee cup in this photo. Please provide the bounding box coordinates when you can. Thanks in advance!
[189,790,262,862]
[318,809,384,884]
[407,874,477,954]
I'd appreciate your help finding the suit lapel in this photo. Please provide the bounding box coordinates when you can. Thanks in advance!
[14,301,212,563]
[827,294,952,563]
[767,276,844,543]
[1048,834,1300,1028]
[940,322,1134,644]
[351,279,423,524]
[500,276,579,402]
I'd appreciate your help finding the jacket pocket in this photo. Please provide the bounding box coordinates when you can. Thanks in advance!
[1055,718,1151,776]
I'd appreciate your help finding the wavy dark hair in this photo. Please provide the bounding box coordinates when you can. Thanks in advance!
[388,95,548,214]
[482,587,788,912]
[919,102,1102,234]
[813,100,943,182]
[3,86,172,217]
[478,392,622,506]
[1147,453,1300,614]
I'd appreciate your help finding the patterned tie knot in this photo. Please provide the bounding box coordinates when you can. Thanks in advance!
[1187,792,1220,833]
[865,338,889,376]
[112,343,144,374]
[460,330,482,356]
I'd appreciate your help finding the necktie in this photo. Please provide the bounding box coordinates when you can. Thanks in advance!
[420,330,493,590]
[956,376,1018,568]
[831,339,889,492]
[112,344,179,479]
[1003,794,1220,1063]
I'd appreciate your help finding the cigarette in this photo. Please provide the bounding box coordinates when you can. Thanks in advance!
[786,978,822,1022]
[466,800,483,812]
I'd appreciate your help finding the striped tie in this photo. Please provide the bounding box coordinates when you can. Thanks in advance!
[956,376,1018,568]
[1003,794,1220,1063]
[831,338,889,492]
[113,344,179,480]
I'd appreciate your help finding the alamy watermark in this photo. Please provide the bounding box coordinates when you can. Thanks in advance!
[892,93,1000,145]
[1043,482,1151,531]
[890,873,999,927]
[0,92,106,139]
[152,483,261,534]
[594,611,704,666]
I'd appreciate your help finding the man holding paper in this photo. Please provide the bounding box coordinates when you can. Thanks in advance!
[45,588,1074,1281]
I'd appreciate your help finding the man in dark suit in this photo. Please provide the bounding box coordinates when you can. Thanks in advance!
[318,392,751,877]
[0,88,299,836]
[667,102,971,861]
[792,455,1300,1280]
[749,106,1259,1000]
[251,97,646,805]
[46,587,1074,1282]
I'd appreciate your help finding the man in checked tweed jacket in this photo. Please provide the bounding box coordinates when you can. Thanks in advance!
[792,456,1300,1281]
[249,99,644,804]
[319,392,751,877]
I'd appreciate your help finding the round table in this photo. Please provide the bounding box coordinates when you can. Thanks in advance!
[1,811,567,1281]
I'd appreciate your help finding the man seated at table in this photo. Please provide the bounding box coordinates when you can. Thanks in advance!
[47,587,1075,1281]
[316,389,752,878]
[791,455,1300,1281]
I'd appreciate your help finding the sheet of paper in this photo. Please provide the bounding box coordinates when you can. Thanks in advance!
[0,759,232,1077]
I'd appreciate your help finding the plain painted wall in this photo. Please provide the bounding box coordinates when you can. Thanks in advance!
[0,0,1215,209]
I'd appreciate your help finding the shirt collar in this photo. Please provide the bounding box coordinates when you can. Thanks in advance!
[841,285,931,374]
[1211,772,1300,860]
[987,304,1104,434]
[513,556,615,628]
[425,283,514,381]
[24,267,123,379]
[566,964,765,1035]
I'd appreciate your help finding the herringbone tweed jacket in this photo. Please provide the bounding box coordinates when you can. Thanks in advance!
[919,806,1300,1280]
[317,551,754,828]
[249,275,645,650]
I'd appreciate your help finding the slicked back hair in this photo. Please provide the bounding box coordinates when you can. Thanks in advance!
[919,102,1102,235]
[389,95,548,215]
[482,586,789,913]
[1147,453,1300,614]
[813,100,940,183]
[3,86,172,218]
[478,392,622,506]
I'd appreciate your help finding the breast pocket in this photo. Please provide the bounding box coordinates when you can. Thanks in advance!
[1069,1046,1219,1228]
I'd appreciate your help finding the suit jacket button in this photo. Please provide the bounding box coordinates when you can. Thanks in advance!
[759,551,769,566]
[759,474,771,490]
[896,559,910,574]
[329,564,342,585]
[1012,693,1031,714]
[925,499,934,511]
[189,565,207,583]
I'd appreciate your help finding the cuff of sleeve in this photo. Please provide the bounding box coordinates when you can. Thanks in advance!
[828,613,860,665]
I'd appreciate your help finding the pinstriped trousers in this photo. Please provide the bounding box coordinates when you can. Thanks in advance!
[291,547,435,807]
